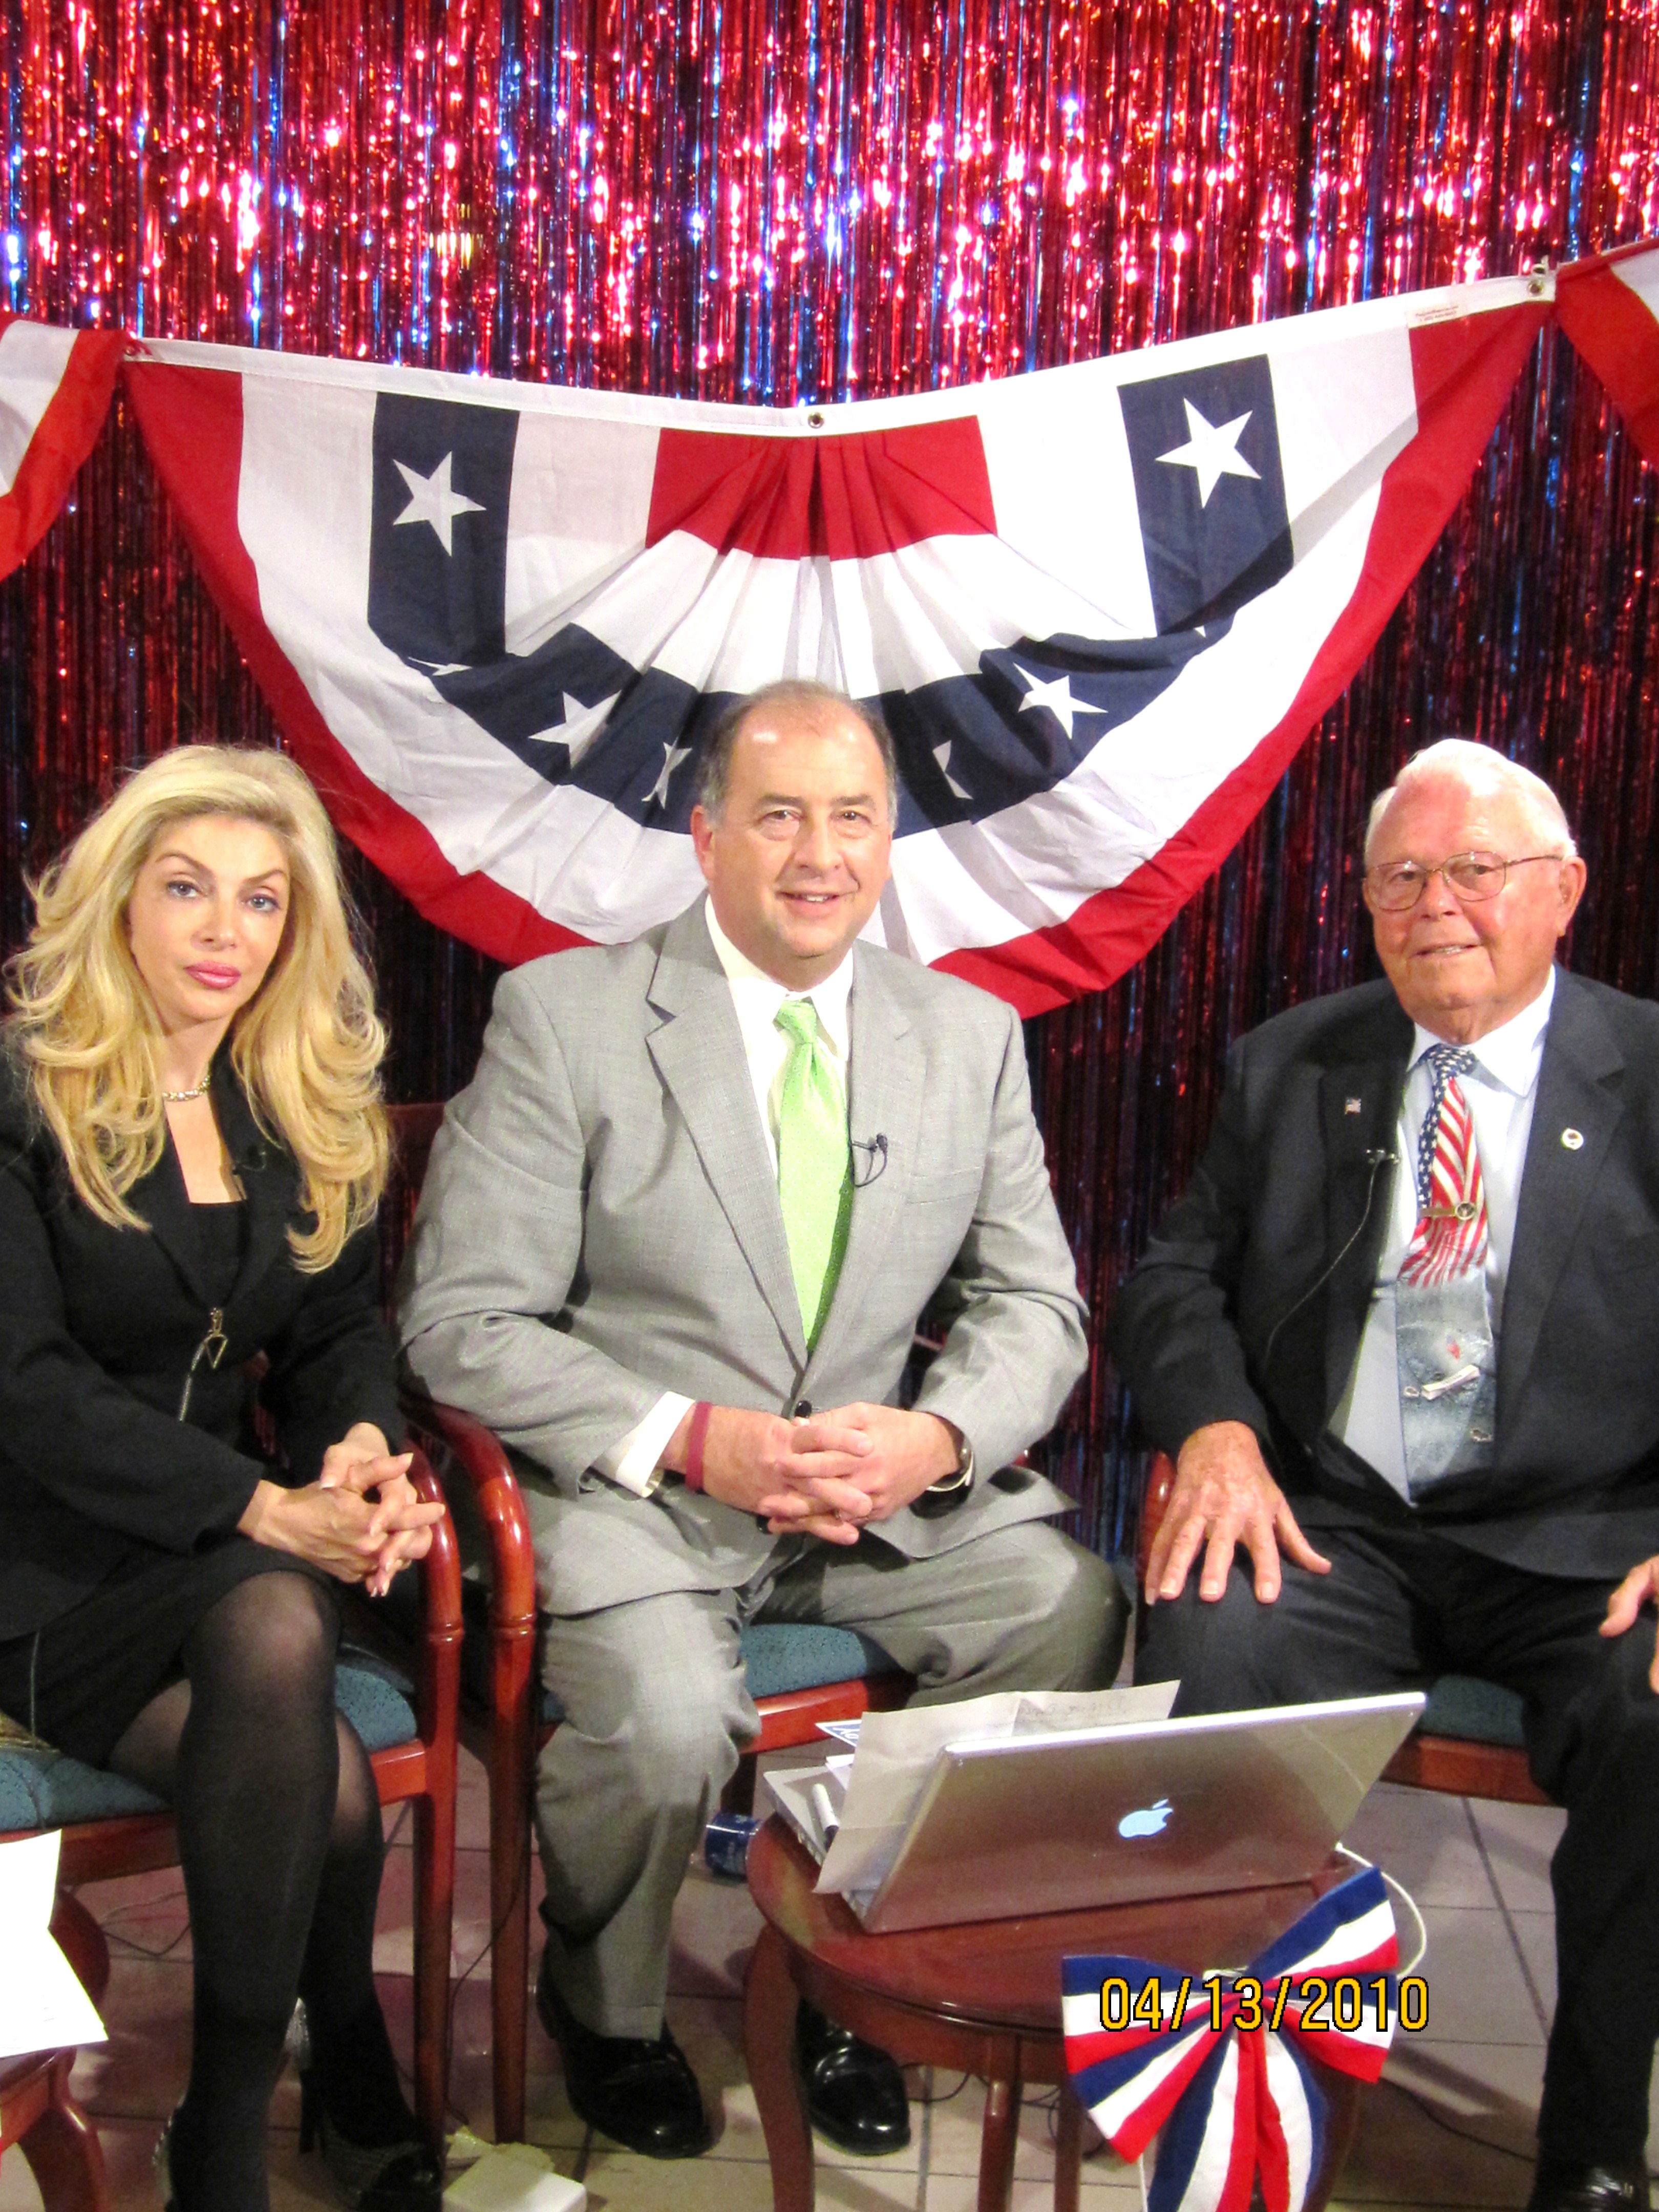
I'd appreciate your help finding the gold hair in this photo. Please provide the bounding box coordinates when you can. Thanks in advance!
[4,746,388,1270]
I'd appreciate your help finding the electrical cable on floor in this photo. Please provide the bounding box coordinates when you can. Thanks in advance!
[439,1863,527,2133]
[1334,1839,1428,1973]
[1386,2081,1535,2164]
[102,1919,193,1963]
[912,2070,970,2106]
[1389,2080,1659,2183]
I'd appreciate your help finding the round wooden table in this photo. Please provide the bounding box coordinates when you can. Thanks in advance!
[742,1817,1366,2212]
[0,1892,111,2212]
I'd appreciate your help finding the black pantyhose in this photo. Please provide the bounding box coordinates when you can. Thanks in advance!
[108,1571,415,2212]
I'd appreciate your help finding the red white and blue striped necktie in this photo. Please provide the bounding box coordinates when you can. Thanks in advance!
[1399,1045,1490,1289]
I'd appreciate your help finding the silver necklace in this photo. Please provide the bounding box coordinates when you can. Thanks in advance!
[161,1076,212,1103]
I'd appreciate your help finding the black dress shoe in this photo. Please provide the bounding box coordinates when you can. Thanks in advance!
[1527,2155,1651,2212]
[795,2000,911,2155]
[536,1952,712,2159]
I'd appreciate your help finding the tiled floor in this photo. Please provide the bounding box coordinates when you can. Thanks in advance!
[5,1748,1655,2211]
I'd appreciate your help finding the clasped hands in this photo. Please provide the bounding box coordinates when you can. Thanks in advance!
[662,1401,963,1544]
[239,1422,445,1597]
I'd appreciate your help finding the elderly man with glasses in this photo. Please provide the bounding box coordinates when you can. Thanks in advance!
[1114,738,1659,2212]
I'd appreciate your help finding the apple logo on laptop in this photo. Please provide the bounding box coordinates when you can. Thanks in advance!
[1117,1798,1172,1840]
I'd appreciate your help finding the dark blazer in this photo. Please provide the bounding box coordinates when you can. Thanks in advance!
[0,1048,403,1637]
[1112,969,1659,1579]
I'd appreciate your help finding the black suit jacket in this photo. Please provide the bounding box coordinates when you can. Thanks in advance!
[0,1050,403,1637]
[1112,970,1659,1579]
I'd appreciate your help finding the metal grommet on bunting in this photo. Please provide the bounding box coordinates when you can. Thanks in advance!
[1561,1128,1584,1150]
[806,410,825,428]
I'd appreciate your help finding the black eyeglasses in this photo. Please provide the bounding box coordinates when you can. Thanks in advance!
[1364,850,1564,912]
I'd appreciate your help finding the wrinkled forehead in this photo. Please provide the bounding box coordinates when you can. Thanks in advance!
[1368,773,1534,861]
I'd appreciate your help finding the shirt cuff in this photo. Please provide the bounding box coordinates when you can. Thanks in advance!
[593,1392,697,1497]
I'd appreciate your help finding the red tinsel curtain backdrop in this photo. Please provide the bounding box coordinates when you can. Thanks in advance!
[3,2,1657,1554]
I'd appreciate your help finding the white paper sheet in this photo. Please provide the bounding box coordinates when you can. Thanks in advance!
[0,1830,108,2061]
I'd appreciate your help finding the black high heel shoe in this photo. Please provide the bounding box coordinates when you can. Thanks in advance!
[297,2069,443,2212]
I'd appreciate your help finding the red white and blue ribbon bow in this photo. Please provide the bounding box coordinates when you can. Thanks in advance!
[1062,1868,1399,2212]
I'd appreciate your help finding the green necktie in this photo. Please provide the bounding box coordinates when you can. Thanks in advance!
[774,998,853,1347]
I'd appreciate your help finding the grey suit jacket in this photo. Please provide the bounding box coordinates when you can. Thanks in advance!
[397,902,1088,1612]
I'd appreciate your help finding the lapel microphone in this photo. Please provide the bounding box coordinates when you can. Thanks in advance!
[850,1134,888,1186]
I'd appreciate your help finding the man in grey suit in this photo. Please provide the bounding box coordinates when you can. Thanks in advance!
[1115,741,1659,2212]
[399,680,1123,2159]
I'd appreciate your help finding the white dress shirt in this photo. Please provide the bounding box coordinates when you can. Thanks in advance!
[592,898,855,1495]
[1329,968,1557,1499]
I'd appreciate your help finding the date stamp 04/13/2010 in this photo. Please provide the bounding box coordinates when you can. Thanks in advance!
[1094,1971,1430,2036]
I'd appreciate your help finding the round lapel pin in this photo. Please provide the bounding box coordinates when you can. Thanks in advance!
[1561,1128,1584,1150]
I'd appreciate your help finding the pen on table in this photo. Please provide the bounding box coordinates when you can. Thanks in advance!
[810,1780,840,1847]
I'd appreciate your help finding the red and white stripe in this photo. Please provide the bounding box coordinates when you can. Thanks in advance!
[1556,239,1659,467]
[1400,1076,1490,1287]
[0,315,125,580]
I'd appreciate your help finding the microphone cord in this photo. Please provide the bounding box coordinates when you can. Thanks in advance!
[1258,1145,1398,1385]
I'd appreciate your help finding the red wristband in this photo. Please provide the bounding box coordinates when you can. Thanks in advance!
[684,1401,713,1493]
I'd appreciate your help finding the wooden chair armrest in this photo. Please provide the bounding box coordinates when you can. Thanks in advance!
[1136,1450,1177,1589]
[402,1393,539,1639]
[406,1448,464,1637]
[407,1447,463,1746]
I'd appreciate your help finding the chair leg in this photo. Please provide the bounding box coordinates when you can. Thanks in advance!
[410,1775,456,2154]
[491,1700,534,2143]
[720,1751,759,1817]
[18,2053,112,2212]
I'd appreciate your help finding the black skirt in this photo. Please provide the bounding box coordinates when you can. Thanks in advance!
[0,1538,334,1768]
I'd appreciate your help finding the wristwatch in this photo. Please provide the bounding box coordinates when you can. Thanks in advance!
[912,1425,974,1515]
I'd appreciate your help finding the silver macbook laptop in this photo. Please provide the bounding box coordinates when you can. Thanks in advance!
[771,1690,1423,1933]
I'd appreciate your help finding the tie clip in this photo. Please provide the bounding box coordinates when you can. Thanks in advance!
[1422,1201,1479,1222]
[1415,1364,1482,1402]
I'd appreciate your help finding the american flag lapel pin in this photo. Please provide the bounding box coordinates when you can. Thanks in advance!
[1345,1097,1363,1115]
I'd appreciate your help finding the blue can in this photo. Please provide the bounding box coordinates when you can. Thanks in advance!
[704,1811,762,1882]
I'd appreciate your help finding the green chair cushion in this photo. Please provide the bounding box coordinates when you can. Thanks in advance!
[0,1660,417,1833]
[1420,1672,1526,1748]
[537,1620,897,1725]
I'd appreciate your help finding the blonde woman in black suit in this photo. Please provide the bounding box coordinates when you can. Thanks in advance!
[0,746,444,2212]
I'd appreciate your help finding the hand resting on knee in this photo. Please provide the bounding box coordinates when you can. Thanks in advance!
[1145,1420,1331,1607]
